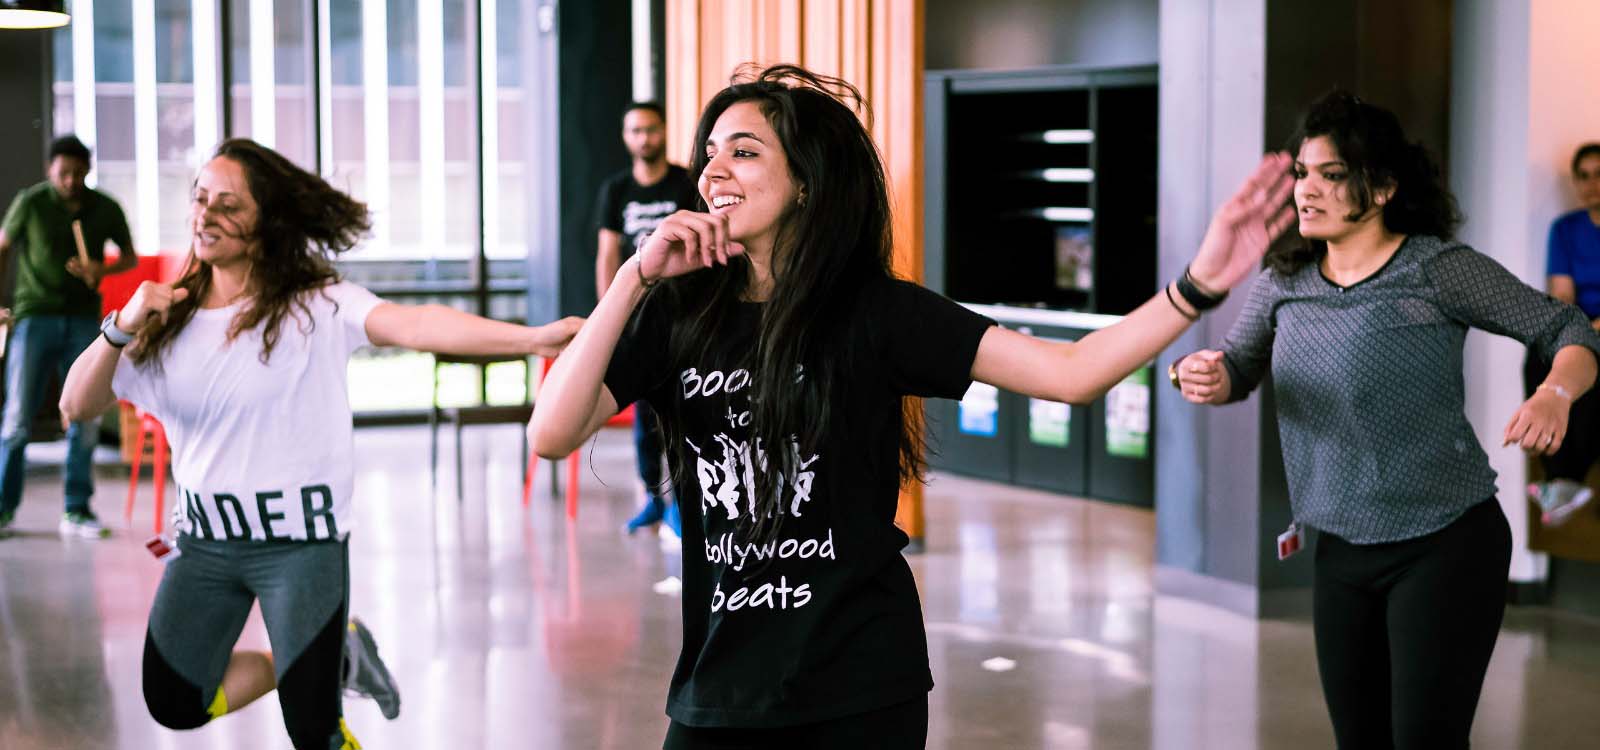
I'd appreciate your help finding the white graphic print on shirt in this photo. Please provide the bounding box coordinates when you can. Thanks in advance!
[680,365,834,613]
[112,281,383,542]
[623,199,679,241]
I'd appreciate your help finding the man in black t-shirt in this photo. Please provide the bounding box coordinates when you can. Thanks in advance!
[594,102,698,537]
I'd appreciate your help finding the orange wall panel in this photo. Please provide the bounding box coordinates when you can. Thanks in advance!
[666,0,927,539]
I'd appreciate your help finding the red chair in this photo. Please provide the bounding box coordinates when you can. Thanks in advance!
[523,359,634,519]
[121,401,169,534]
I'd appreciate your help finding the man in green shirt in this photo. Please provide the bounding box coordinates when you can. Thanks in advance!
[0,135,137,538]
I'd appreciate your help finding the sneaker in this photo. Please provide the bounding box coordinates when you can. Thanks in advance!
[59,510,111,539]
[343,617,401,720]
[624,496,666,535]
[1529,480,1595,527]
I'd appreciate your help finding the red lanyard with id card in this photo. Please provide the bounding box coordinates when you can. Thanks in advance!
[1277,521,1305,560]
[145,506,184,563]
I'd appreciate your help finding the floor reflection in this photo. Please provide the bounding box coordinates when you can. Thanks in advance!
[0,427,1597,748]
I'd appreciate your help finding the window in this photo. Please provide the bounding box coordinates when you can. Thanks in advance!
[51,0,539,413]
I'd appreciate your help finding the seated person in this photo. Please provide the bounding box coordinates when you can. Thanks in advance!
[1527,142,1600,524]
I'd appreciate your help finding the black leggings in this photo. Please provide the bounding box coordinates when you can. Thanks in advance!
[663,695,929,750]
[1524,352,1600,481]
[1312,499,1511,749]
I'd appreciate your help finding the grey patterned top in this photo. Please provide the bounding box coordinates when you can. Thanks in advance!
[1220,234,1600,543]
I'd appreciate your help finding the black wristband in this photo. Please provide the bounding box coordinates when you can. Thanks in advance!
[1165,284,1199,321]
[1176,266,1228,312]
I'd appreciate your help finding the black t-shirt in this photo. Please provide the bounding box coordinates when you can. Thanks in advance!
[594,164,701,259]
[604,278,996,728]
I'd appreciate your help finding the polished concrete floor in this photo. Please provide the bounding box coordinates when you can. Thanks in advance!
[2,425,1600,749]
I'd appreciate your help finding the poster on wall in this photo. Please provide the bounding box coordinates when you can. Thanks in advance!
[1105,368,1150,458]
[958,382,1000,437]
[1054,226,1094,292]
[1029,398,1070,447]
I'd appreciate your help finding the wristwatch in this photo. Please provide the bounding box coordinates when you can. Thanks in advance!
[1167,361,1182,390]
[101,310,135,348]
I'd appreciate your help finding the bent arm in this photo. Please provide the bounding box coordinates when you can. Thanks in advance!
[107,239,139,274]
[1550,274,1577,305]
[1541,344,1599,401]
[60,335,123,422]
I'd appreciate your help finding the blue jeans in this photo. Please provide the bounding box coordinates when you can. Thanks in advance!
[632,400,680,533]
[0,314,101,516]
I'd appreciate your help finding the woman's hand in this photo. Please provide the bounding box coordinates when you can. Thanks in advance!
[529,316,585,358]
[1504,389,1571,455]
[636,210,747,283]
[1175,350,1232,405]
[1188,153,1298,292]
[118,281,191,334]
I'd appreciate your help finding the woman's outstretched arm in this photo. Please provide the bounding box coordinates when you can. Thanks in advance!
[364,303,583,358]
[972,153,1296,403]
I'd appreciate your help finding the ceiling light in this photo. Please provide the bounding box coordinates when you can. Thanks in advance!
[0,1,70,30]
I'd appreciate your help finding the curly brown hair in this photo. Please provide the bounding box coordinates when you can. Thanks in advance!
[130,139,371,366]
[1267,90,1461,275]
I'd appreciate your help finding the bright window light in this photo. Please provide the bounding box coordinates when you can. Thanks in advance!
[1040,207,1094,223]
[1041,168,1094,183]
[1042,129,1094,145]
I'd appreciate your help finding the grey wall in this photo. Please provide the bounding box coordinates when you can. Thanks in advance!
[1155,0,1276,608]
[927,0,1157,71]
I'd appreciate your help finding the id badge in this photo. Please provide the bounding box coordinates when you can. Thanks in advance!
[1276,522,1304,561]
[145,534,181,563]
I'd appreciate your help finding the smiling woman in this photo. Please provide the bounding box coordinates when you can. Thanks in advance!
[529,62,1299,749]
[55,137,581,750]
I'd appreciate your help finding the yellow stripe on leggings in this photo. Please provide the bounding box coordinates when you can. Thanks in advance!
[339,718,363,749]
[206,688,229,719]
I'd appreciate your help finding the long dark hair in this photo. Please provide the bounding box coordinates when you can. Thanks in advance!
[646,64,918,556]
[131,138,370,366]
[1267,90,1461,275]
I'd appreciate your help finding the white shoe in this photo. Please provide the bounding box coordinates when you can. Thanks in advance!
[1530,480,1594,527]
[59,511,111,539]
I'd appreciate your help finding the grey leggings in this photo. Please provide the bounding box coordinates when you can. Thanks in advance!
[142,535,350,750]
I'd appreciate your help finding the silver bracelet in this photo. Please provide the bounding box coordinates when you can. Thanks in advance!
[1537,383,1574,401]
[633,232,661,288]
[636,255,659,289]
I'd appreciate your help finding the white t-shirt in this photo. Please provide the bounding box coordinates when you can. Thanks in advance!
[113,281,384,542]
